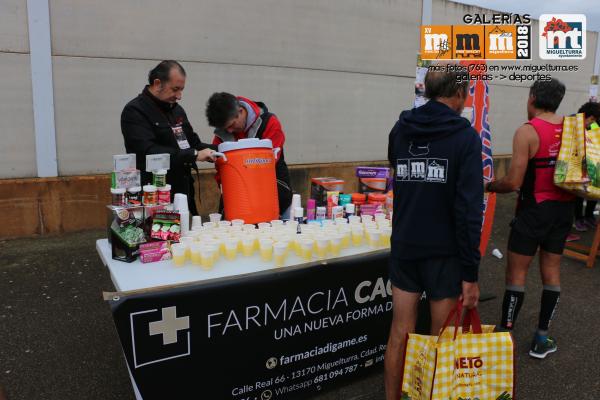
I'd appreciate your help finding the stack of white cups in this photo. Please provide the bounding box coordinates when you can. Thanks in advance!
[289,194,301,221]
[173,193,190,236]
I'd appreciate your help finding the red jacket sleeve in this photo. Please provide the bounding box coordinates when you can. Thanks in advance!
[261,116,285,161]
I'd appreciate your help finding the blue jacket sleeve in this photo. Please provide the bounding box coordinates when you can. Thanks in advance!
[454,130,484,282]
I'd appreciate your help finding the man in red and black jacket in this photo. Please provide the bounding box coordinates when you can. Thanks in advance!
[205,92,293,216]
[121,60,217,215]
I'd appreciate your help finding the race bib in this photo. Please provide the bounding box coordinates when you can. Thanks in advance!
[172,125,190,149]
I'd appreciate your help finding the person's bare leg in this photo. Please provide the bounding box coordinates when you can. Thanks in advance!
[430,297,459,336]
[384,287,421,400]
[538,250,561,286]
[506,250,535,286]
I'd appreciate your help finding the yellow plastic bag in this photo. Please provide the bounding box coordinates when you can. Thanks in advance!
[554,113,586,186]
[583,125,600,198]
[554,113,600,199]
[401,305,514,400]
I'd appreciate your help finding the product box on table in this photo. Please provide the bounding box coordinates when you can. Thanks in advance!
[355,167,390,193]
[106,205,146,262]
[310,177,345,206]
[139,241,171,263]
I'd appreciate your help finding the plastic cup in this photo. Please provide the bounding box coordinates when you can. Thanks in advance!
[203,221,216,229]
[374,213,386,222]
[276,238,291,256]
[380,227,392,248]
[315,238,330,259]
[178,236,194,259]
[351,228,364,247]
[218,220,231,228]
[241,236,255,256]
[361,215,374,223]
[270,219,284,227]
[189,243,202,265]
[209,213,222,223]
[340,229,351,249]
[321,220,334,228]
[242,224,256,232]
[377,219,391,229]
[170,243,186,266]
[273,242,288,267]
[259,238,274,262]
[191,215,202,230]
[348,215,361,224]
[293,234,306,256]
[191,225,207,234]
[368,229,381,248]
[207,237,223,256]
[330,235,342,256]
[231,219,245,227]
[200,245,217,269]
[300,239,314,261]
[335,218,348,225]
[258,222,271,230]
[224,239,238,260]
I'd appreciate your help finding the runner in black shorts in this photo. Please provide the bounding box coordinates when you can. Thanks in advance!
[384,63,483,400]
[388,257,463,300]
[487,79,574,359]
[508,201,574,256]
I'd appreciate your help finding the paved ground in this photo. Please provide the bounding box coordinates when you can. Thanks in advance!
[1,193,599,399]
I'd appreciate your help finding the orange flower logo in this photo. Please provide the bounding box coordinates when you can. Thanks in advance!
[542,17,573,46]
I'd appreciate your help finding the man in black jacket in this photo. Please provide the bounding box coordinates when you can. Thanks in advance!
[384,65,483,400]
[121,60,216,215]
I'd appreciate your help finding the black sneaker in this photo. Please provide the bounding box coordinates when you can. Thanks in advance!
[529,336,557,359]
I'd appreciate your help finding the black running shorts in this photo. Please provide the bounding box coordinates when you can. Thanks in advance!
[388,256,463,300]
[508,200,574,256]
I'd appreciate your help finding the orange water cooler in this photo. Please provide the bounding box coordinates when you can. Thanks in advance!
[215,139,280,224]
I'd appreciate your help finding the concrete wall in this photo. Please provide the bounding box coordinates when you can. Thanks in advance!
[0,0,597,178]
[0,0,36,178]
[48,0,420,175]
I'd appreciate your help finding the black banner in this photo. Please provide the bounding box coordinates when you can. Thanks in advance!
[109,251,428,399]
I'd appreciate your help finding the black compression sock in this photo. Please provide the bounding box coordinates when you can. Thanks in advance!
[538,285,560,332]
[500,285,525,330]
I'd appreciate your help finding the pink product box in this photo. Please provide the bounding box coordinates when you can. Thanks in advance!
[140,248,171,263]
[139,241,170,263]
[360,204,383,216]
[139,241,168,252]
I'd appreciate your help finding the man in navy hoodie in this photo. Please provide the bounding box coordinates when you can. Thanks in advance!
[384,65,484,399]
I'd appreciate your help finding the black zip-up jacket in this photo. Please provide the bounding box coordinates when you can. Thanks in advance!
[120,87,216,210]
[387,100,483,282]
